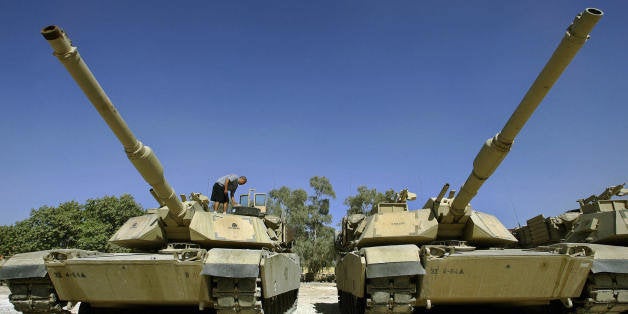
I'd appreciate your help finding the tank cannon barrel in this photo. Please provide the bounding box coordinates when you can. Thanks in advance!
[450,8,603,218]
[41,25,187,226]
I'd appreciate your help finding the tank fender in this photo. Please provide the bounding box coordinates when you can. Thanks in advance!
[335,251,366,298]
[201,248,262,278]
[362,245,424,278]
[592,258,628,274]
[566,243,628,274]
[0,251,51,280]
[260,252,300,298]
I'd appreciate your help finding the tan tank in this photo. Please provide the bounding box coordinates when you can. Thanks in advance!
[514,183,627,247]
[335,8,614,313]
[513,184,628,312]
[0,26,300,314]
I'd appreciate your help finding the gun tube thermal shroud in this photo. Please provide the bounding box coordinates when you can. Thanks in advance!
[41,25,188,226]
[450,8,603,219]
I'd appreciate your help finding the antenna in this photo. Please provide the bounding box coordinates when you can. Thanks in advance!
[510,198,521,228]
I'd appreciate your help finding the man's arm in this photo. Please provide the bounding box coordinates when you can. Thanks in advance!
[223,179,229,195]
[230,190,237,205]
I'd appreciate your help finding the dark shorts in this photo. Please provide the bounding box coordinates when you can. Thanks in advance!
[210,183,228,203]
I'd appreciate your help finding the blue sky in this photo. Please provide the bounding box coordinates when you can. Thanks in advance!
[1,1,626,229]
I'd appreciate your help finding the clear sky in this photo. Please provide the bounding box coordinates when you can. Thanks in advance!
[1,1,626,229]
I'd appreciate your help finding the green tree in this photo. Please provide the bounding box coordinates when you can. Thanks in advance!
[267,186,308,218]
[15,201,83,253]
[0,225,16,256]
[344,186,396,215]
[268,176,337,276]
[0,195,144,256]
[77,195,144,251]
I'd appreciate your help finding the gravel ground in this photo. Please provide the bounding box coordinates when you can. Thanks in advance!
[0,282,339,314]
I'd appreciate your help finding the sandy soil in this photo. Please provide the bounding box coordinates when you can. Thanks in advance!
[0,282,339,314]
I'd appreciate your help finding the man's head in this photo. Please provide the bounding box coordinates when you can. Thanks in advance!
[238,176,247,185]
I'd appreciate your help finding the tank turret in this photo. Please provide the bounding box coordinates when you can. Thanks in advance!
[515,183,627,247]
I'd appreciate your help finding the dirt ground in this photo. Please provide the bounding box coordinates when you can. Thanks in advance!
[0,285,17,314]
[0,282,339,314]
[291,282,338,314]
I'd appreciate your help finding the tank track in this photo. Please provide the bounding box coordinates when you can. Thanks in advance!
[338,290,365,314]
[573,272,628,314]
[339,276,417,314]
[212,277,262,313]
[6,277,69,314]
[211,276,298,313]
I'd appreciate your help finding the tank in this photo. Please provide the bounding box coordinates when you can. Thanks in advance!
[335,8,613,313]
[0,26,300,314]
[514,183,627,247]
[513,184,628,313]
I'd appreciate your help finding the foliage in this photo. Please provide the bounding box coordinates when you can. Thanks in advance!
[268,176,336,275]
[0,225,16,258]
[78,195,144,252]
[344,186,397,215]
[0,195,144,256]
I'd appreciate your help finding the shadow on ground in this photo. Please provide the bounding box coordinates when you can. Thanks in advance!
[319,303,558,314]
[413,304,558,313]
[314,302,339,314]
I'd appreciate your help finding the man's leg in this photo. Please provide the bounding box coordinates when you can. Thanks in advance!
[210,183,223,212]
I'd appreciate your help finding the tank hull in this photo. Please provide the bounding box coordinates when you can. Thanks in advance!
[336,244,597,313]
[0,249,300,313]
